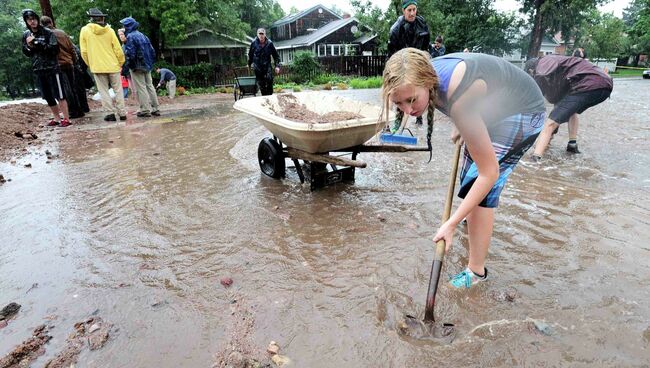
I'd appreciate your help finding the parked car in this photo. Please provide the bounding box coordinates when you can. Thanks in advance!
[643,69,650,79]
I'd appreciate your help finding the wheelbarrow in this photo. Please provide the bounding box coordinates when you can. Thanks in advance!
[233,69,258,101]
[233,92,430,190]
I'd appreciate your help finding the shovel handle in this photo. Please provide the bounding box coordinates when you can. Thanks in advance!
[424,141,462,322]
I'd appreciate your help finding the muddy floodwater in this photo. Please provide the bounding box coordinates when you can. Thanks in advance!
[1,79,649,367]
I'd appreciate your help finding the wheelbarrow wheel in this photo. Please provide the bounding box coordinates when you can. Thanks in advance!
[258,138,285,179]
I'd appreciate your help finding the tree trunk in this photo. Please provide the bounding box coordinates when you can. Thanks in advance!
[39,0,55,26]
[527,0,545,59]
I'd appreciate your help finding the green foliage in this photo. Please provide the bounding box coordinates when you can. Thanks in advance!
[291,51,321,83]
[49,0,283,52]
[575,11,627,60]
[154,61,214,88]
[627,0,650,56]
[353,0,521,55]
[240,0,285,35]
[0,0,38,97]
[349,77,383,89]
[520,0,605,58]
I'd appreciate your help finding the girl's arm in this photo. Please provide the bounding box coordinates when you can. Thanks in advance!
[433,79,499,249]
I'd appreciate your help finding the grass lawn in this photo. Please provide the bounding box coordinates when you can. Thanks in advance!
[610,68,645,78]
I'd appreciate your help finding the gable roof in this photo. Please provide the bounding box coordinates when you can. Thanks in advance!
[541,34,560,47]
[274,17,364,50]
[271,4,341,28]
[168,28,249,49]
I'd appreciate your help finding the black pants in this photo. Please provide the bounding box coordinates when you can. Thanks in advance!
[60,66,84,117]
[254,69,274,96]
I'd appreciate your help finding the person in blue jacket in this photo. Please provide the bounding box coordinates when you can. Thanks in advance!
[119,16,160,117]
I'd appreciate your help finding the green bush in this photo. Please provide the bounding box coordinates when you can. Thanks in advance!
[154,61,215,89]
[291,51,321,84]
[349,77,383,89]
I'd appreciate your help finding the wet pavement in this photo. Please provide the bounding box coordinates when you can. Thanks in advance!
[1,78,649,367]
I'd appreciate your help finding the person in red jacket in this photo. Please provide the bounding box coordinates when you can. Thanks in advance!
[525,55,612,158]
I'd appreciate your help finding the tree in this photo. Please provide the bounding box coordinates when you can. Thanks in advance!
[520,0,605,58]
[626,0,650,58]
[0,0,38,97]
[352,0,521,55]
[575,10,627,59]
[240,0,285,35]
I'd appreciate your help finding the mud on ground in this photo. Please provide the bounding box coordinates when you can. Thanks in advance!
[0,93,233,163]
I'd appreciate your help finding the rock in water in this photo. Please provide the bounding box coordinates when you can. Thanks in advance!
[271,354,291,367]
[0,302,21,320]
[220,277,234,287]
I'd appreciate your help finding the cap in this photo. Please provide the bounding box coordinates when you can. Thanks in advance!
[402,0,417,9]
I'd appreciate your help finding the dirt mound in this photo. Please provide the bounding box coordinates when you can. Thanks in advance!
[0,103,51,161]
[276,94,362,124]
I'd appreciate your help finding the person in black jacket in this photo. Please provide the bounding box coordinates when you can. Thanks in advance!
[248,28,281,96]
[387,0,431,127]
[21,9,71,127]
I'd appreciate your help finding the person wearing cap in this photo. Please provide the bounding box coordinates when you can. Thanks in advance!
[40,15,85,120]
[119,16,160,117]
[387,0,431,127]
[247,28,281,96]
[79,8,127,122]
[21,9,71,127]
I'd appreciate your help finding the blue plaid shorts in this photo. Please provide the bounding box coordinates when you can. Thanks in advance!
[458,112,545,208]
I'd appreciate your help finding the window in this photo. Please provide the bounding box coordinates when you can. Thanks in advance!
[332,45,341,56]
[318,44,326,57]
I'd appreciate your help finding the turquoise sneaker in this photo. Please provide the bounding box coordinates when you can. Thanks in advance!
[449,267,488,289]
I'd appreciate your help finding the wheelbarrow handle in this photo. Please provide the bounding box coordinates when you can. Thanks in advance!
[424,140,462,322]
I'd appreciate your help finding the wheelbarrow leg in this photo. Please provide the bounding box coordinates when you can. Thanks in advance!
[293,158,305,183]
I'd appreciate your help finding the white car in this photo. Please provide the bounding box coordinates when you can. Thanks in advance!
[643,69,650,79]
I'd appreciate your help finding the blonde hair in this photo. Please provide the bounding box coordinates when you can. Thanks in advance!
[380,48,439,158]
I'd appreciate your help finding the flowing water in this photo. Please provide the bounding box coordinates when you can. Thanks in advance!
[1,79,649,367]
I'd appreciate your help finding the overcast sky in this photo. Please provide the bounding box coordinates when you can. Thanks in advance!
[278,0,632,18]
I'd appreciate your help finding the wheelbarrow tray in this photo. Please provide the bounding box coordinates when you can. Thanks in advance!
[233,92,391,153]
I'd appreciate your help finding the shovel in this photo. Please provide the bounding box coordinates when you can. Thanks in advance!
[398,140,462,340]
[424,140,462,322]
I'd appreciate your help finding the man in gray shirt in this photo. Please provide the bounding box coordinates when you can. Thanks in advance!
[156,67,177,99]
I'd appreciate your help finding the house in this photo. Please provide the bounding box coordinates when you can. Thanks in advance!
[163,29,249,66]
[268,4,377,63]
[503,34,562,65]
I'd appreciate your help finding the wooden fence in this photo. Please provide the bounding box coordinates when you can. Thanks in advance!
[212,55,387,86]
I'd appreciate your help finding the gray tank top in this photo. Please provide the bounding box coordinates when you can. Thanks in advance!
[436,53,545,124]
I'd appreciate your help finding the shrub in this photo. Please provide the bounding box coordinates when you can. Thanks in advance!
[176,86,186,96]
[349,77,383,89]
[293,86,302,92]
[323,83,332,90]
[154,62,215,89]
[291,51,321,83]
[336,83,348,90]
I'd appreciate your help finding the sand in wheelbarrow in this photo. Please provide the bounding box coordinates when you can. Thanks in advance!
[276,94,362,124]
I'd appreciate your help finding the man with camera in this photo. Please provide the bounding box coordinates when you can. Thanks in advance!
[21,9,71,127]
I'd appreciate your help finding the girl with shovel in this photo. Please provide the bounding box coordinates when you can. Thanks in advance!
[382,48,546,289]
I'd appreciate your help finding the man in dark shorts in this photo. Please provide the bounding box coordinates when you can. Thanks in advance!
[21,9,71,127]
[525,55,612,158]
